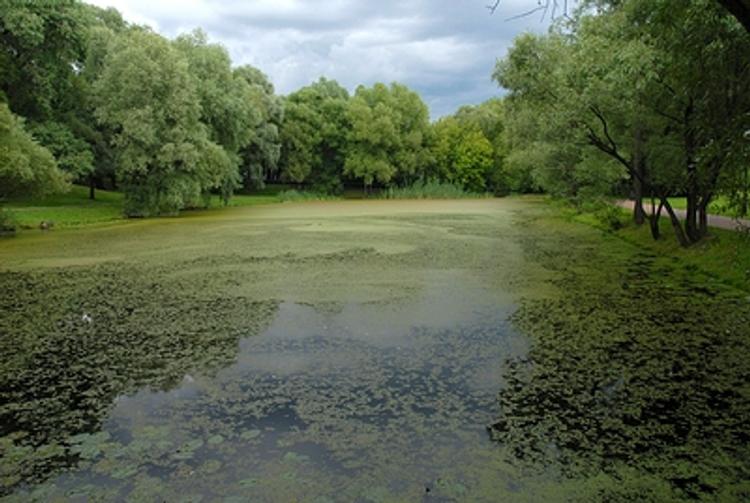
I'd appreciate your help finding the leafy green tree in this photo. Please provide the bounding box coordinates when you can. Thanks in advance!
[453,129,494,192]
[0,1,89,119]
[77,7,129,198]
[489,0,750,33]
[431,117,493,192]
[345,83,430,191]
[496,1,750,244]
[0,1,100,192]
[174,30,262,201]
[279,98,321,184]
[235,66,283,190]
[626,0,750,242]
[26,121,93,181]
[0,103,68,200]
[431,117,463,182]
[454,99,510,194]
[279,78,350,192]
[93,28,232,216]
[495,33,591,199]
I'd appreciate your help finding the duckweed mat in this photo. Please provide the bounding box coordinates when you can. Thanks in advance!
[1,199,748,501]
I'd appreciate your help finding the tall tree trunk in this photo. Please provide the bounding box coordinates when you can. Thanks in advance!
[662,198,691,247]
[648,198,664,240]
[631,168,646,226]
[89,175,96,200]
[743,165,749,217]
[633,187,646,225]
[683,100,700,243]
[698,194,712,238]
[686,190,699,242]
[699,203,708,237]
[632,127,646,225]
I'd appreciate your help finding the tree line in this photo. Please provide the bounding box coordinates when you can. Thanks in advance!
[2,0,747,246]
[0,1,510,220]
[496,0,750,245]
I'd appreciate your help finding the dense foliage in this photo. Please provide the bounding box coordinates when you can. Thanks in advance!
[0,1,508,222]
[0,103,68,200]
[2,0,747,245]
[496,0,750,245]
[491,209,750,500]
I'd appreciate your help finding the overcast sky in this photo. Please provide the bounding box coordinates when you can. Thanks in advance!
[86,0,546,118]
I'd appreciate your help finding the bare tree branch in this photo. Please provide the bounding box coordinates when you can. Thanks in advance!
[488,0,750,32]
[487,1,572,21]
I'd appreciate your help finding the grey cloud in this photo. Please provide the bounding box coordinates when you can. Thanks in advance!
[87,0,545,118]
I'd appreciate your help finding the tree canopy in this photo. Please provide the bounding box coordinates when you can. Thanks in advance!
[1,0,747,245]
[94,29,232,216]
[0,103,68,200]
[495,0,750,244]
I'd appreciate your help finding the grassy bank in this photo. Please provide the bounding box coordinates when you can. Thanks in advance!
[2,185,292,231]
[666,195,746,218]
[570,203,750,292]
[4,186,125,229]
[491,202,750,501]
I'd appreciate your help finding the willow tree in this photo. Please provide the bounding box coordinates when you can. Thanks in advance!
[94,29,232,216]
[0,1,96,189]
[0,103,68,201]
[496,0,750,244]
[345,83,431,192]
[488,0,750,33]
[235,65,283,190]
[279,78,350,192]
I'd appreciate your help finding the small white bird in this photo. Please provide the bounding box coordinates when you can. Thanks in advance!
[82,313,93,324]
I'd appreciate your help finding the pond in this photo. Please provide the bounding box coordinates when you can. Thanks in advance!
[2,199,748,501]
[1,200,548,501]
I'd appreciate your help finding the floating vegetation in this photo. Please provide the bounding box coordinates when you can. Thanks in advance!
[491,216,750,501]
[0,261,279,496]
[3,200,745,501]
[1,201,535,500]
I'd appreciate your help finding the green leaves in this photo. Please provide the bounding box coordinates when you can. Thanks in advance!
[431,117,495,193]
[344,83,430,189]
[0,104,69,200]
[278,78,350,191]
[495,0,750,234]
[93,29,236,216]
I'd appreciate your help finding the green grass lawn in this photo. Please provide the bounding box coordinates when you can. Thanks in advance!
[5,185,125,229]
[574,206,750,292]
[4,185,287,230]
[619,219,750,292]
[665,195,747,218]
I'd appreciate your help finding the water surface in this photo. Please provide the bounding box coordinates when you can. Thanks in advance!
[1,200,544,501]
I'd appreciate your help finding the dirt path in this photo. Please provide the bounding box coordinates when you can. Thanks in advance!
[617,200,750,231]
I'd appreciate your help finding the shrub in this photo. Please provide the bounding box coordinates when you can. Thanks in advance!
[592,202,627,231]
[277,190,340,203]
[381,179,488,199]
[0,207,17,236]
